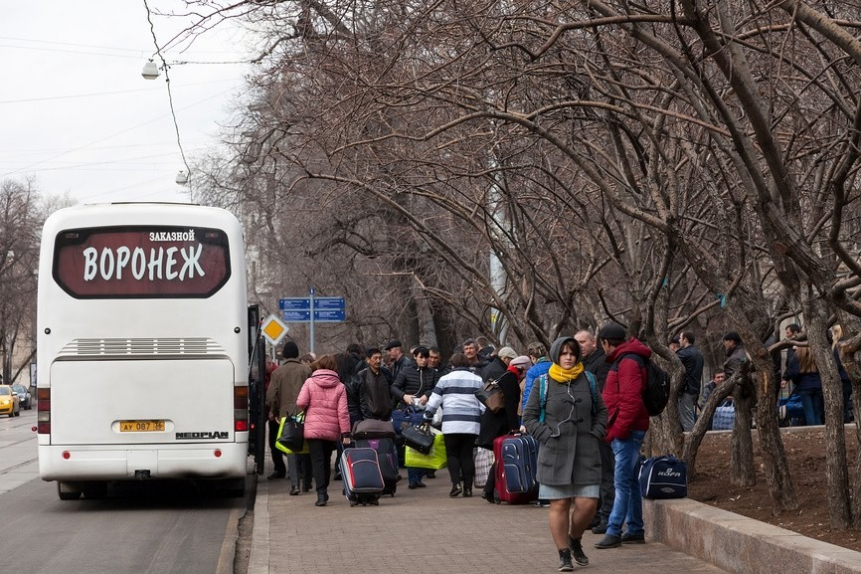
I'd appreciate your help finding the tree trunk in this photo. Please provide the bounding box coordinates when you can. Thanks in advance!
[730,377,756,487]
[805,298,851,528]
[834,312,861,527]
[683,378,735,480]
[750,350,798,514]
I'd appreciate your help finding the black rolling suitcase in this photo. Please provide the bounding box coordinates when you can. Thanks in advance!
[354,437,399,496]
[340,447,385,506]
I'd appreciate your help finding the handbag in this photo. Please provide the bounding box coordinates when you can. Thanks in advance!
[402,423,435,455]
[276,412,307,454]
[474,447,494,488]
[475,380,504,414]
[405,430,447,470]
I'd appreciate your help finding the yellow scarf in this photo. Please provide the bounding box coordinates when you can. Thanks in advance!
[549,362,584,383]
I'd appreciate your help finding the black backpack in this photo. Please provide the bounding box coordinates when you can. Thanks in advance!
[622,353,671,417]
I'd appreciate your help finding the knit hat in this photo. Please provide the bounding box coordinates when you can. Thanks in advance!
[282,341,299,359]
[509,355,532,370]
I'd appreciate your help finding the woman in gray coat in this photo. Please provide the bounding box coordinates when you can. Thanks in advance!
[523,336,607,572]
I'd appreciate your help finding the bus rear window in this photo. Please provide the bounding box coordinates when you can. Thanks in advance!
[53,226,231,298]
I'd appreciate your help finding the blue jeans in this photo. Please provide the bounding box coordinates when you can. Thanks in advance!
[408,468,425,485]
[607,430,646,537]
[799,388,823,426]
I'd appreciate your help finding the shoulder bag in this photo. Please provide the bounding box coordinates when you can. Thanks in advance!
[475,379,505,414]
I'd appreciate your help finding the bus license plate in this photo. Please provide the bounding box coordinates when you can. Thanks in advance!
[120,420,165,432]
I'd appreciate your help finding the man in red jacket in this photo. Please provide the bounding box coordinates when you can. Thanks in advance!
[594,323,650,549]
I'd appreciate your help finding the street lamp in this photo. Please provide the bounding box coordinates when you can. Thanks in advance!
[141,59,160,80]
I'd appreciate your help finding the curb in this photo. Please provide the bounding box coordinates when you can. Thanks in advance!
[645,498,861,574]
[247,478,269,574]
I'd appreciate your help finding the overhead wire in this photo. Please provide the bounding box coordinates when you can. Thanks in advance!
[0,88,232,178]
[143,0,192,202]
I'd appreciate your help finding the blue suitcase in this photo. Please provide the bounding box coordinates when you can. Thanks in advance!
[340,447,385,506]
[495,434,539,502]
[638,455,687,499]
[354,437,399,496]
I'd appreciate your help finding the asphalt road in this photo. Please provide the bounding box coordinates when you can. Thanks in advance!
[0,407,251,574]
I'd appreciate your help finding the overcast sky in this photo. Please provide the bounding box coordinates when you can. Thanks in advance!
[1,1,255,205]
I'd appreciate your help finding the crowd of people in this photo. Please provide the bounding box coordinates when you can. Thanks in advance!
[263,322,851,572]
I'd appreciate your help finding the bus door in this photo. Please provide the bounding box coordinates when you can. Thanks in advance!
[247,304,265,475]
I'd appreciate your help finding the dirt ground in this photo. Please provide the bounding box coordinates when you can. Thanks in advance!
[687,425,861,552]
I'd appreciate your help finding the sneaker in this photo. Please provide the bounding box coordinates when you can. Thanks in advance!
[594,534,622,549]
[621,532,645,544]
[568,537,589,566]
[449,483,463,497]
[463,486,473,498]
[557,549,574,572]
[591,521,608,534]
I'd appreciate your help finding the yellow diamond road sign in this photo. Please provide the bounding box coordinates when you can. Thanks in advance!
[262,314,288,345]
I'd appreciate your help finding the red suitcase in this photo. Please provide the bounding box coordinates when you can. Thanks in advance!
[493,434,539,504]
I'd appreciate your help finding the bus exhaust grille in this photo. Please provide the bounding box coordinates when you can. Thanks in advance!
[59,338,226,357]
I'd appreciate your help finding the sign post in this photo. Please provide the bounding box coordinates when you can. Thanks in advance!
[261,314,289,348]
[309,287,315,355]
[279,290,346,355]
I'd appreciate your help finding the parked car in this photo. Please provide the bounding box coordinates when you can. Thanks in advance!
[0,385,20,417]
[12,385,32,410]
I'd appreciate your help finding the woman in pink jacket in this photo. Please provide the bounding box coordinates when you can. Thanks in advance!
[296,354,352,506]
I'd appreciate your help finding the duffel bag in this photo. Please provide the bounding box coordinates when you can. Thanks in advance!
[638,455,687,499]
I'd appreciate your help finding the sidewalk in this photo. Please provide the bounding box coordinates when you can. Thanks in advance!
[248,457,728,574]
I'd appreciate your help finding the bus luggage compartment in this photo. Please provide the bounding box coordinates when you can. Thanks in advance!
[49,358,237,446]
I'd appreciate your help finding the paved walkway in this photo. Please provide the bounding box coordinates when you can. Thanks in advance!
[249,452,728,574]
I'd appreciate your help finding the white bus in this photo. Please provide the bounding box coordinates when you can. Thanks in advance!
[37,203,251,499]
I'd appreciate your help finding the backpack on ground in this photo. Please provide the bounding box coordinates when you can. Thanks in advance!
[622,353,671,417]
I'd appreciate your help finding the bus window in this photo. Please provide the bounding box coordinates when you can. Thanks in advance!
[53,226,231,299]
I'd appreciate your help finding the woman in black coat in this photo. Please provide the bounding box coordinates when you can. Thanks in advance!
[478,356,529,501]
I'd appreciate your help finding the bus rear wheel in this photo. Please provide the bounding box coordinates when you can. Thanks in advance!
[57,482,82,500]
[82,481,108,500]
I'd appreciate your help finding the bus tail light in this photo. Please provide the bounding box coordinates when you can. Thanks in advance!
[37,388,51,434]
[234,386,248,432]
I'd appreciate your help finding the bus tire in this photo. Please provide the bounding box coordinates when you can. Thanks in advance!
[82,481,108,500]
[221,478,246,498]
[58,482,82,500]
